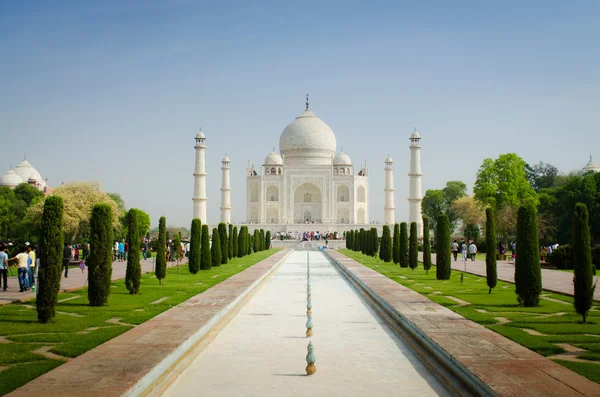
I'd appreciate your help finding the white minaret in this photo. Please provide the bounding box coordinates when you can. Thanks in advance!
[193,130,207,223]
[220,155,231,224]
[408,129,423,237]
[384,156,395,225]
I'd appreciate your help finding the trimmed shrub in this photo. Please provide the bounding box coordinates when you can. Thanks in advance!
[399,222,408,268]
[188,219,201,274]
[370,227,378,257]
[409,222,418,270]
[228,224,234,259]
[360,228,366,255]
[218,223,228,264]
[173,233,182,262]
[237,226,246,257]
[88,203,113,306]
[572,203,595,323]
[265,230,271,249]
[247,233,253,255]
[125,209,141,294]
[260,229,265,251]
[485,208,498,294]
[422,216,432,274]
[436,214,451,280]
[155,216,167,284]
[37,196,64,323]
[380,225,392,262]
[253,230,260,253]
[211,228,221,267]
[548,245,573,269]
[393,223,400,264]
[232,226,239,257]
[515,204,542,307]
[201,224,212,270]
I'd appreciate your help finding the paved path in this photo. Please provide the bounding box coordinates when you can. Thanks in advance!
[162,250,450,397]
[421,253,600,302]
[0,258,184,305]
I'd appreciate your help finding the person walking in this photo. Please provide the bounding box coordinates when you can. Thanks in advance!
[118,241,125,262]
[0,245,8,291]
[511,241,516,264]
[461,241,468,263]
[27,245,36,287]
[468,242,478,261]
[63,243,72,278]
[10,246,30,292]
[451,240,459,261]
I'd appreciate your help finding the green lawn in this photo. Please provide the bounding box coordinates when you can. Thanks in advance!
[0,249,280,396]
[339,249,600,384]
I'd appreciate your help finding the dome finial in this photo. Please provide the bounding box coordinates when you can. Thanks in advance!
[273,146,275,152]
[341,145,343,152]
[306,93,309,110]
[24,153,27,161]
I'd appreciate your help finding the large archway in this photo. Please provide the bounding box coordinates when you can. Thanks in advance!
[357,208,366,224]
[337,207,349,224]
[294,183,322,223]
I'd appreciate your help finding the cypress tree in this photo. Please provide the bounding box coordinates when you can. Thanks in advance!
[125,209,141,295]
[573,203,595,323]
[370,228,378,257]
[515,204,542,307]
[218,223,228,264]
[237,226,246,257]
[247,233,253,255]
[232,226,239,257]
[173,233,182,262]
[436,214,451,280]
[211,228,221,267]
[265,230,271,249]
[392,223,400,264]
[37,196,64,323]
[189,219,201,274]
[422,216,432,275]
[380,225,392,262]
[399,222,408,268]
[156,216,167,284]
[228,224,234,259]
[88,203,113,306]
[348,230,354,250]
[201,224,212,270]
[360,228,366,254]
[253,230,260,253]
[409,222,418,270]
[485,208,498,294]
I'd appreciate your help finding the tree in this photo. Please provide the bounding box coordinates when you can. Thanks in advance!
[346,230,352,249]
[125,209,141,294]
[14,183,44,207]
[515,204,542,307]
[238,226,246,257]
[201,224,212,269]
[36,196,64,323]
[452,196,485,239]
[370,227,378,257]
[88,203,113,306]
[253,230,260,253]
[228,224,234,259]
[155,216,167,284]
[421,181,467,232]
[525,162,559,191]
[399,223,408,268]
[379,225,392,262]
[392,223,400,264]
[265,230,271,249]
[218,223,228,264]
[485,208,497,294]
[360,228,366,255]
[211,228,221,268]
[436,214,451,280]
[409,222,418,270]
[232,226,239,257]
[572,203,595,323]
[122,208,151,241]
[260,229,265,251]
[247,233,253,255]
[189,219,201,274]
[422,216,432,275]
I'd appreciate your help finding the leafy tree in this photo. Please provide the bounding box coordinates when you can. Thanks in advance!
[189,219,201,274]
[392,223,400,264]
[218,223,228,264]
[125,209,141,294]
[88,204,113,306]
[36,196,64,323]
[409,222,418,270]
[515,204,542,307]
[201,224,212,269]
[379,225,392,262]
[228,224,234,259]
[436,214,451,280]
[155,216,167,284]
[370,227,378,257]
[107,192,126,212]
[399,222,408,268]
[525,162,559,191]
[265,230,271,249]
[422,216,432,274]
[14,183,44,206]
[232,226,239,256]
[121,208,151,241]
[485,208,497,294]
[422,181,467,232]
[211,228,221,267]
[452,196,485,239]
[572,203,595,323]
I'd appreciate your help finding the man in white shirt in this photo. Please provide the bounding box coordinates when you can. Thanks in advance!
[468,242,478,261]
[10,246,30,292]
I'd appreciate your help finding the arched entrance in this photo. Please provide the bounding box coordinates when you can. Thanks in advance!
[294,183,322,223]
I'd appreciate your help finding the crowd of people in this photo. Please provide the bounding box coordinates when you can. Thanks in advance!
[273,230,342,242]
[0,243,39,292]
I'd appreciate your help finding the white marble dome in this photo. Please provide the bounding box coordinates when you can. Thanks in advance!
[15,159,44,187]
[195,131,205,139]
[0,169,24,188]
[385,156,393,163]
[264,151,283,166]
[279,108,336,160]
[333,152,352,166]
[410,130,420,139]
[583,156,600,173]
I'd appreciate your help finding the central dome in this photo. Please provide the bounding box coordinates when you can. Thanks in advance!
[279,108,337,161]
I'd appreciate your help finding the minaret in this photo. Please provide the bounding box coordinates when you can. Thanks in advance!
[220,155,231,224]
[193,130,207,223]
[384,156,395,225]
[408,129,423,237]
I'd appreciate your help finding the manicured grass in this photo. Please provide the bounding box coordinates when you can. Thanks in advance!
[339,249,600,384]
[0,249,280,396]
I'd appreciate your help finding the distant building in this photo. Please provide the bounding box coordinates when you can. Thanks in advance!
[582,155,600,174]
[0,155,46,191]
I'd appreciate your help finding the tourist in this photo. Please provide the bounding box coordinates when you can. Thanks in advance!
[451,240,459,261]
[10,246,30,292]
[27,245,36,287]
[63,243,72,278]
[468,242,477,261]
[79,261,86,273]
[511,241,516,264]
[0,245,8,291]
[124,241,129,261]
[143,240,149,260]
[114,240,119,261]
[118,240,125,262]
[547,244,553,256]
[461,241,468,262]
[498,242,505,259]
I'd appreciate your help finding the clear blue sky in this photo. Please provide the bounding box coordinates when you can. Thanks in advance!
[1,1,599,228]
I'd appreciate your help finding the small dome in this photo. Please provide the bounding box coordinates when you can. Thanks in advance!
[583,156,600,173]
[195,131,205,139]
[264,151,283,166]
[333,152,352,166]
[410,130,420,139]
[385,156,393,163]
[0,169,24,188]
[222,155,230,162]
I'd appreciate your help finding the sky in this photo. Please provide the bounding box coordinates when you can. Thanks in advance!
[1,1,599,228]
